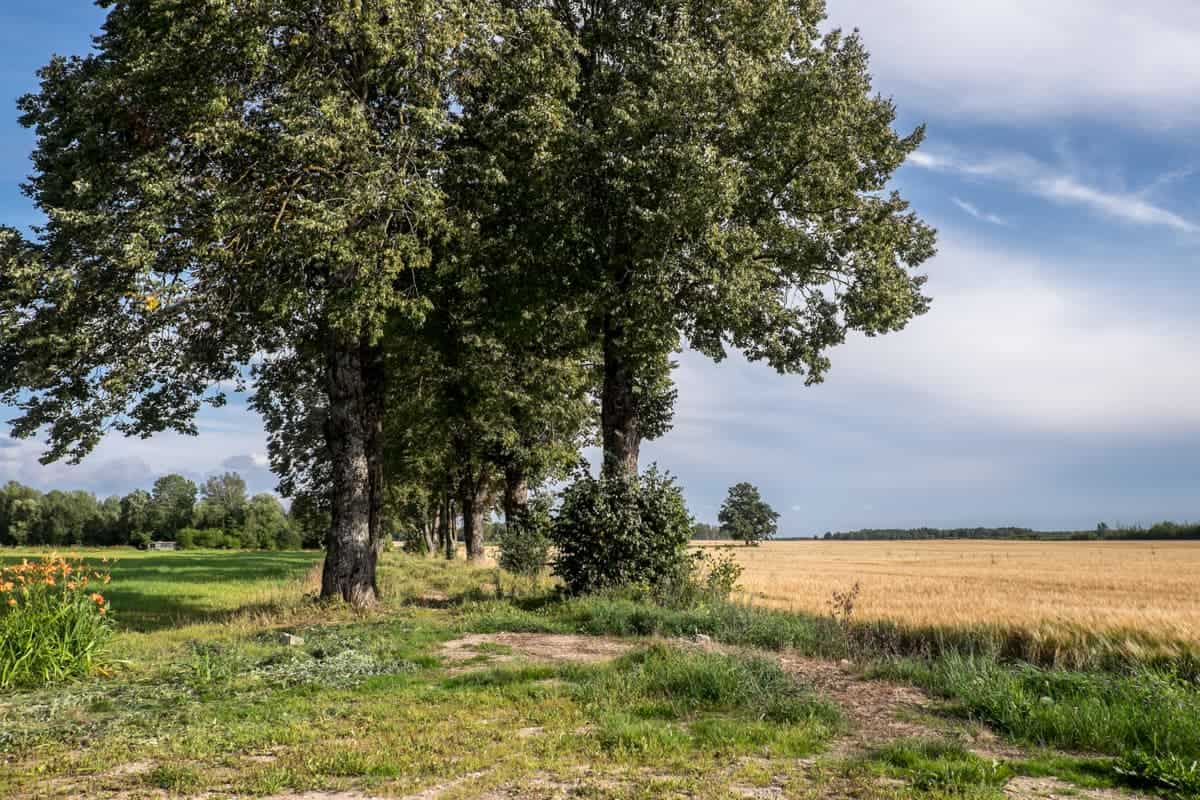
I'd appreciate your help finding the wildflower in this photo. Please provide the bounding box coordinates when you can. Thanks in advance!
[91,593,105,606]
[6,598,15,607]
[67,581,77,590]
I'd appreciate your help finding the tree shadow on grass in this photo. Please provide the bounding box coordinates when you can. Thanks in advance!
[95,551,323,633]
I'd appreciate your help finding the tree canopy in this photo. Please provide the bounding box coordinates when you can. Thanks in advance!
[2,0,935,595]
[1,0,577,602]
[719,482,780,546]
[520,0,937,476]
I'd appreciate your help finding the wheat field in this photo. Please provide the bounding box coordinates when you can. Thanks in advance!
[699,540,1200,645]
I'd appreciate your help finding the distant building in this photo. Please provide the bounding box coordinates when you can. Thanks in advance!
[148,541,178,551]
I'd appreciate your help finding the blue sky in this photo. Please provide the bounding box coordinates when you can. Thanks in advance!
[2,1,1198,534]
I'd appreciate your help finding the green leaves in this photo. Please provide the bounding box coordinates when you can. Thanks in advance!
[718,482,780,546]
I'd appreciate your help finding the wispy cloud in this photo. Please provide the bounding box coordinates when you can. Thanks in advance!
[951,197,1007,226]
[911,150,1198,234]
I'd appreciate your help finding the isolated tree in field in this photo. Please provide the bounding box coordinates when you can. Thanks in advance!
[719,483,780,546]
[0,1,573,604]
[532,0,937,477]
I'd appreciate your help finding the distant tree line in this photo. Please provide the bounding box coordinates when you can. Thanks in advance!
[0,473,321,550]
[691,523,729,541]
[819,523,1200,541]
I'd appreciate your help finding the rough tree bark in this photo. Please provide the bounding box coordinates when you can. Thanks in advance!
[421,505,439,556]
[503,463,529,526]
[365,342,387,560]
[320,335,382,606]
[439,493,454,560]
[601,313,640,478]
[459,475,490,562]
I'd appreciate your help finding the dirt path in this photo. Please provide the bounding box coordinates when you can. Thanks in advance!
[432,632,1147,800]
[439,632,634,670]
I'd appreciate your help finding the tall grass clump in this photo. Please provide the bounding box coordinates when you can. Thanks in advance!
[566,644,841,757]
[878,653,1200,760]
[868,738,1014,794]
[0,554,114,689]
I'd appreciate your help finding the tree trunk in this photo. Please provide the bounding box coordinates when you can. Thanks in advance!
[503,463,529,526]
[422,505,439,556]
[459,478,489,562]
[601,313,640,478]
[364,341,387,559]
[440,493,455,560]
[320,335,382,606]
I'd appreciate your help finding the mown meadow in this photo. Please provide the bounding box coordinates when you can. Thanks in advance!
[1,547,1198,799]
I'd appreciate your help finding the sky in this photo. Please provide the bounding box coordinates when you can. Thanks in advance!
[1,2,1198,534]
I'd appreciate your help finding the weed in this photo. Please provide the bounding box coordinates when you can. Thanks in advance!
[868,738,1013,795]
[147,764,202,792]
[1116,751,1200,798]
[873,654,1200,760]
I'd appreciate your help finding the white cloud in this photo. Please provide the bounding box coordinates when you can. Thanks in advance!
[827,0,1200,123]
[951,197,1007,226]
[661,233,1200,447]
[0,408,271,497]
[912,150,1198,233]
[834,237,1200,433]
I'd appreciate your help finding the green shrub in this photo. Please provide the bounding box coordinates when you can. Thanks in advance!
[654,548,746,607]
[497,495,553,577]
[0,555,114,689]
[551,466,693,595]
[192,528,225,548]
[175,528,197,549]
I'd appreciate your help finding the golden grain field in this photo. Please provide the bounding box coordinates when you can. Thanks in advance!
[699,540,1200,645]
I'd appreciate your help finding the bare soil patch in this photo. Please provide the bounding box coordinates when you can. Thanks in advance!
[439,632,634,669]
[1004,776,1147,800]
[773,652,934,752]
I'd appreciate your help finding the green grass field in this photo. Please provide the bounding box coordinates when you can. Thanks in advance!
[1,548,1195,799]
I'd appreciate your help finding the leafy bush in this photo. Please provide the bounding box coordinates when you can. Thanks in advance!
[497,494,553,577]
[175,528,197,549]
[0,555,114,689]
[187,528,225,548]
[648,548,745,608]
[551,467,693,595]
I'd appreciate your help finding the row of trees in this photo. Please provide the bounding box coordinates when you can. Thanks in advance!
[822,523,1200,541]
[0,473,317,550]
[0,1,935,603]
[822,527,1050,541]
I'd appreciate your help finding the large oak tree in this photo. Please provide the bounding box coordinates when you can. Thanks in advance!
[0,0,573,604]
[522,0,938,476]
